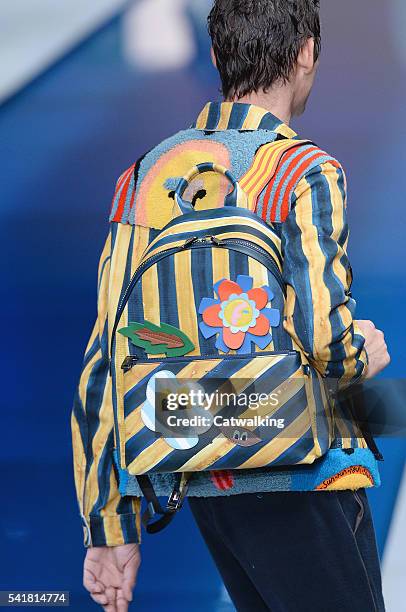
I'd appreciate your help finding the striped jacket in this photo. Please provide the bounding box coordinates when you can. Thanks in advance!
[72,102,380,548]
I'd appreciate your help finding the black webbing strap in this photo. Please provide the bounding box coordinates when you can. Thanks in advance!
[136,473,190,534]
[338,384,384,462]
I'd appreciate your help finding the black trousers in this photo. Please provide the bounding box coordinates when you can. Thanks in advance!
[189,490,385,612]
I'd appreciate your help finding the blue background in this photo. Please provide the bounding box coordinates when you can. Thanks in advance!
[0,2,405,609]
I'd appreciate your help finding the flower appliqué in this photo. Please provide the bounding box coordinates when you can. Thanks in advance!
[199,275,280,354]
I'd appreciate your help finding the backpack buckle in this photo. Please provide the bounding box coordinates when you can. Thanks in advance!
[167,490,183,512]
[167,474,190,512]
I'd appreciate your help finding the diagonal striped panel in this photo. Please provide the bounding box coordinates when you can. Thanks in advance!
[119,352,331,475]
[124,354,287,471]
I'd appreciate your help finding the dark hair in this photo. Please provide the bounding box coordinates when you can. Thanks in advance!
[208,0,321,99]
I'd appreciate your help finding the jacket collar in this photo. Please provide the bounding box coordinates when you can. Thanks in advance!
[192,101,297,138]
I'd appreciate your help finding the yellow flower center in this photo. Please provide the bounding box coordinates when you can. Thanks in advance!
[223,298,254,328]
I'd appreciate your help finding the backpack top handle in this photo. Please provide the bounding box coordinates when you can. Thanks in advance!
[173,162,249,216]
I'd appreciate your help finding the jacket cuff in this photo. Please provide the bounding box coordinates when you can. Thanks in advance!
[82,513,141,548]
[359,348,369,381]
[352,322,369,381]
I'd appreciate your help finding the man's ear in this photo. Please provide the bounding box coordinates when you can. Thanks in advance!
[210,47,217,68]
[297,38,316,74]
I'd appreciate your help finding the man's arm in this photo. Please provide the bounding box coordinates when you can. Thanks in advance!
[281,160,368,384]
[71,230,141,548]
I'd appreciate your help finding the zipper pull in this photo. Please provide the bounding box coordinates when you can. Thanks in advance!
[122,356,138,372]
[183,236,224,249]
[210,236,225,246]
[183,237,199,248]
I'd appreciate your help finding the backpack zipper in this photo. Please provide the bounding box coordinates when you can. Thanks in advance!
[121,350,298,372]
[111,236,285,362]
[221,238,284,292]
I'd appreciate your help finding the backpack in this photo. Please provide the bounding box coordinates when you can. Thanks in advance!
[110,162,334,533]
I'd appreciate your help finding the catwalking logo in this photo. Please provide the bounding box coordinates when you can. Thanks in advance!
[165,413,286,430]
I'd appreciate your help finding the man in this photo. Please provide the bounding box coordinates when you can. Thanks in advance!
[72,1,390,610]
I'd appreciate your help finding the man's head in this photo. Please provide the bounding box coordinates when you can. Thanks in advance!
[208,0,320,117]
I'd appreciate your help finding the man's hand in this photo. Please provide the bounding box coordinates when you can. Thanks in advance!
[83,544,141,611]
[356,320,390,379]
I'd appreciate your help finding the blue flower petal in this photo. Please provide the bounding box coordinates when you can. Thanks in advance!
[251,332,273,350]
[262,307,281,327]
[199,321,221,339]
[236,275,253,291]
[199,297,220,314]
[262,286,274,302]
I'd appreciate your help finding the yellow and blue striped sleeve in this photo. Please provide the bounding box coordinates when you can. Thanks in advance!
[282,161,368,384]
[71,230,141,548]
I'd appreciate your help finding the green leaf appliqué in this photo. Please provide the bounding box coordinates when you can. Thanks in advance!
[118,321,195,358]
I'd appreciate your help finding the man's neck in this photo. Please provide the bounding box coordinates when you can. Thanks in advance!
[229,88,293,126]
